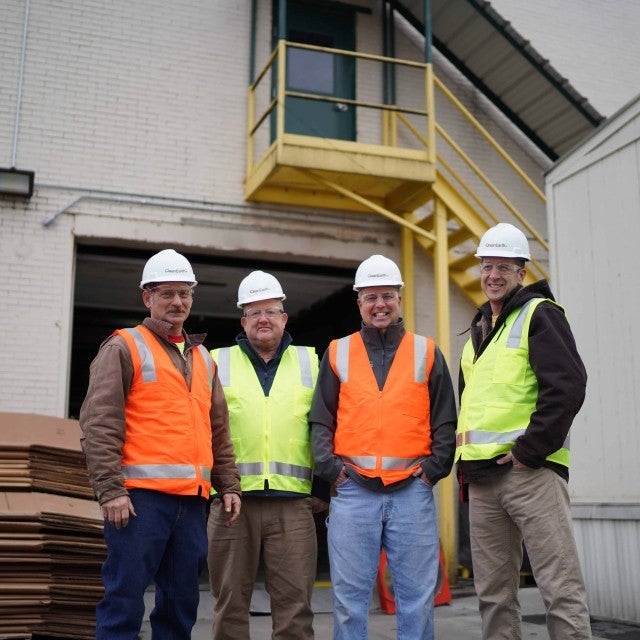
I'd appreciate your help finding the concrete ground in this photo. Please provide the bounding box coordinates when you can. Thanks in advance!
[140,581,632,639]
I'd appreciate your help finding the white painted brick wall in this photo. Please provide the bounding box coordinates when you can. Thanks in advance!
[0,191,75,415]
[5,0,251,202]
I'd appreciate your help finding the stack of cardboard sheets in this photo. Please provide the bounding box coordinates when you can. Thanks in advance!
[0,413,93,500]
[0,413,104,639]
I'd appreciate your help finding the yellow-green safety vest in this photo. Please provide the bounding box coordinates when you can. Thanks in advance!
[456,298,570,467]
[211,344,318,494]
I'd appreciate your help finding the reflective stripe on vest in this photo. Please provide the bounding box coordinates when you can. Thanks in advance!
[346,455,427,471]
[196,344,213,391]
[235,460,313,481]
[334,334,429,384]
[456,428,569,450]
[122,463,212,482]
[123,329,213,391]
[123,327,156,382]
[217,346,231,386]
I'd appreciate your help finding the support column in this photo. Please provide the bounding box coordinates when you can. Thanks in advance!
[434,197,457,585]
[401,217,415,331]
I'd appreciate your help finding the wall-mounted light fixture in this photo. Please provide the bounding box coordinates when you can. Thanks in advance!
[0,167,35,198]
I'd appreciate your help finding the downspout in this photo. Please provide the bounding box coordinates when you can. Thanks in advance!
[382,0,388,106]
[277,0,286,39]
[383,2,398,147]
[423,0,432,63]
[276,0,287,142]
[249,0,257,84]
[12,0,31,167]
[389,6,396,106]
[382,1,390,145]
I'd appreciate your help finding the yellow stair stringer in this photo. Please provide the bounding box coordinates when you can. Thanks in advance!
[301,167,544,310]
[412,171,542,308]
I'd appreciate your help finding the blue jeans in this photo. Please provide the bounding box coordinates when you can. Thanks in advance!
[96,489,208,640]
[327,478,439,640]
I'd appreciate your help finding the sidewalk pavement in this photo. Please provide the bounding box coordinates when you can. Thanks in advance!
[140,582,615,639]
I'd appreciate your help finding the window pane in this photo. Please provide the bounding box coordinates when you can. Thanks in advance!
[287,49,334,94]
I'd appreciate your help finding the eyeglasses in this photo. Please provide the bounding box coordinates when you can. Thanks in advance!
[360,292,399,304]
[480,263,522,275]
[149,287,193,300]
[243,308,284,320]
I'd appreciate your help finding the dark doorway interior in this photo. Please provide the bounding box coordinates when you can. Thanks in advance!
[70,245,361,418]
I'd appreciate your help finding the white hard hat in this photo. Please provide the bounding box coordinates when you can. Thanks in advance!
[475,223,530,260]
[353,254,404,291]
[237,270,286,308]
[140,249,197,288]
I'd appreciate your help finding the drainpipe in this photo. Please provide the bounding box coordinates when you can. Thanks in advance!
[382,1,388,106]
[249,0,257,84]
[389,5,396,104]
[12,0,31,167]
[423,0,432,63]
[277,0,286,39]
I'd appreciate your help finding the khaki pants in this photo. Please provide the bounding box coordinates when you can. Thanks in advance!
[208,496,317,640]
[469,467,591,640]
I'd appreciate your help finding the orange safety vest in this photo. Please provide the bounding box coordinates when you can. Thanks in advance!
[329,331,435,485]
[116,325,214,498]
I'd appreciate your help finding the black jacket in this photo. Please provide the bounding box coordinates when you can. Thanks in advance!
[458,280,587,485]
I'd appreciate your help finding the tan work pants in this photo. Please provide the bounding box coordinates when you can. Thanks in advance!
[208,496,317,640]
[469,466,591,640]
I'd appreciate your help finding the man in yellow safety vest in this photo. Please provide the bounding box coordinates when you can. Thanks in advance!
[208,270,326,640]
[457,223,591,639]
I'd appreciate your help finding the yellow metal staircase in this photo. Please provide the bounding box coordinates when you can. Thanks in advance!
[245,41,549,309]
[409,170,547,308]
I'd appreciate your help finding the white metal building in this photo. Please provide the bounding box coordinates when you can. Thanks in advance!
[546,94,640,624]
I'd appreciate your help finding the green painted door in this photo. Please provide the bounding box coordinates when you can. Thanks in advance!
[274,1,356,141]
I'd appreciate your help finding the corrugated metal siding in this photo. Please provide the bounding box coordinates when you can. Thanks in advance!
[574,513,640,624]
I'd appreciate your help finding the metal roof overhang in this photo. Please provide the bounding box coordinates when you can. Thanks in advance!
[392,0,604,160]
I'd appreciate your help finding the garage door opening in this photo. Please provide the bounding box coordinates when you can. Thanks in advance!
[70,245,360,417]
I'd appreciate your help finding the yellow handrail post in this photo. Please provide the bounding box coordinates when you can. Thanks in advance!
[276,40,286,147]
[426,63,436,164]
[433,197,457,585]
[382,109,389,146]
[246,85,255,179]
[401,218,415,331]
[391,109,398,148]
